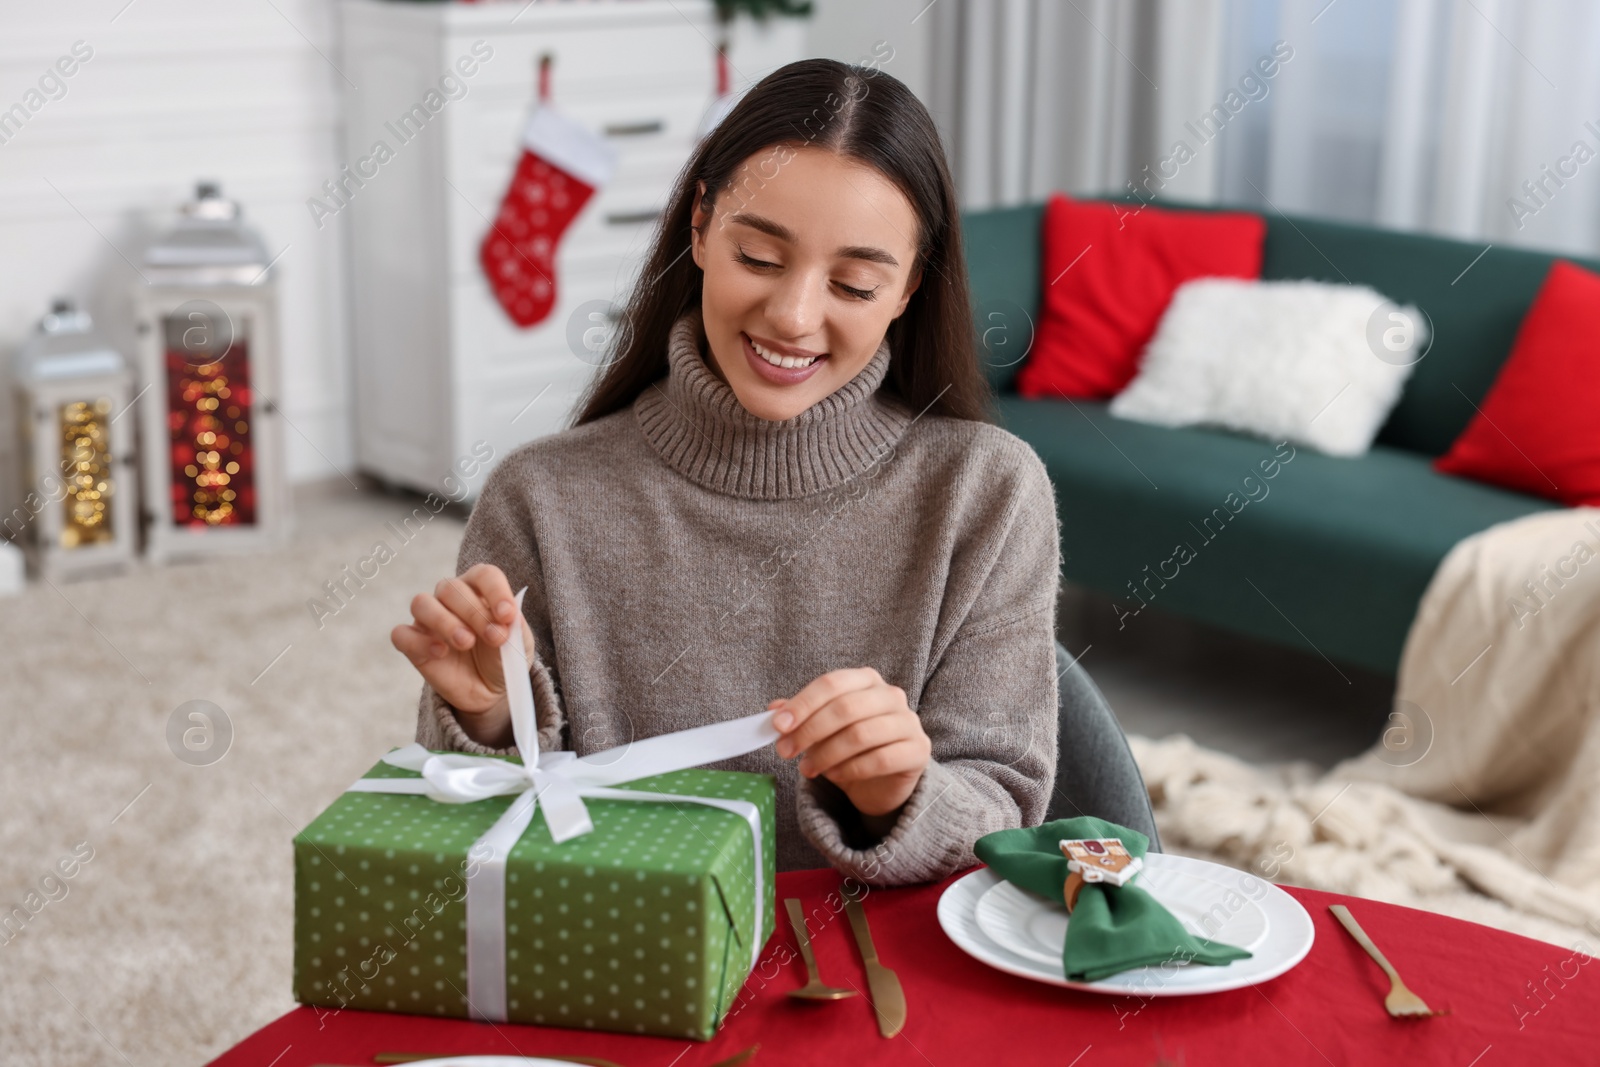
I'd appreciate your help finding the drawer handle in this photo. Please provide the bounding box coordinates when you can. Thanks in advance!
[605,209,662,226]
[604,119,665,137]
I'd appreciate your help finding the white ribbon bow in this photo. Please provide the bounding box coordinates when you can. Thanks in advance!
[346,587,780,1021]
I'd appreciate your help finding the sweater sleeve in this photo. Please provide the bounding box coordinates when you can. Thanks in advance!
[794,443,1062,886]
[413,453,569,757]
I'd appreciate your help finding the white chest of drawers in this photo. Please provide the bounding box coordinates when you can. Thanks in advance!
[337,0,805,499]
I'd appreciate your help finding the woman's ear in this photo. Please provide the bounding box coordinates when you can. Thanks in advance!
[892,264,923,320]
[689,180,709,269]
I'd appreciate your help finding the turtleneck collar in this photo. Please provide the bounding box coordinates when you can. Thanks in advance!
[634,307,914,500]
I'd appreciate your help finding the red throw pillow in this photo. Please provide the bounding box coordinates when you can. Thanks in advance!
[1434,259,1600,506]
[1015,193,1266,399]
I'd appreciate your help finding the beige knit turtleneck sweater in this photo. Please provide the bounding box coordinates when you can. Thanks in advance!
[415,306,1062,885]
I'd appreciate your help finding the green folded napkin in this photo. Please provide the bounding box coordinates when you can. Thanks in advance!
[973,816,1252,982]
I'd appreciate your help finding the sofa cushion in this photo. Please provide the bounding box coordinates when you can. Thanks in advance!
[1109,278,1422,457]
[1013,194,1265,400]
[961,200,1600,454]
[1434,259,1600,506]
[1253,213,1600,457]
[996,397,1556,673]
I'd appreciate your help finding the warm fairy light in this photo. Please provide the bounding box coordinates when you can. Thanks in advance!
[164,338,257,527]
[58,397,115,548]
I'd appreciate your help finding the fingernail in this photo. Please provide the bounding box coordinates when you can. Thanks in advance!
[455,627,472,646]
[773,711,793,731]
[497,600,514,619]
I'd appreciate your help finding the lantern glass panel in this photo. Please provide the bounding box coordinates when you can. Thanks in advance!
[57,396,116,548]
[161,311,257,528]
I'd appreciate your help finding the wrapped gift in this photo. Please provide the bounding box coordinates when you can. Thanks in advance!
[292,589,779,1040]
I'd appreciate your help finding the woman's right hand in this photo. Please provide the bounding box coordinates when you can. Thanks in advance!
[391,563,534,745]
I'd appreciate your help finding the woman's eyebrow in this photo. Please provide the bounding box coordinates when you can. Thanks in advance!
[725,211,900,268]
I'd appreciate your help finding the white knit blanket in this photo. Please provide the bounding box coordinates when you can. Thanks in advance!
[1131,507,1600,949]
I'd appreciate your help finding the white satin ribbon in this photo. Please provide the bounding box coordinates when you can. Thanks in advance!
[346,587,779,1021]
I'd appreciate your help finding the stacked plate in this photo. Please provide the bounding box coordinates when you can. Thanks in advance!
[938,853,1314,995]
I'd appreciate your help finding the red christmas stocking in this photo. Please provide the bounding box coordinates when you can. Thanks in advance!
[480,102,617,328]
[697,40,738,140]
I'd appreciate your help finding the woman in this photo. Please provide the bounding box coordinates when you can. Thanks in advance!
[392,58,1061,885]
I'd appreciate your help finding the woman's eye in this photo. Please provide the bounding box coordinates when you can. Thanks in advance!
[734,247,878,301]
[734,249,779,270]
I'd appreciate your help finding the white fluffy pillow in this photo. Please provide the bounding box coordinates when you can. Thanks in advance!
[1108,278,1425,457]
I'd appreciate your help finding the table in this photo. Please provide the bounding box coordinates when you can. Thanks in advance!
[211,865,1599,1066]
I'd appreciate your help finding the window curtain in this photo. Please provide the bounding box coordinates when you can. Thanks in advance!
[1223,0,1600,256]
[923,0,1229,211]
[927,0,1600,255]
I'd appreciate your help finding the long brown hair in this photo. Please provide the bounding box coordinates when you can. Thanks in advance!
[572,57,992,426]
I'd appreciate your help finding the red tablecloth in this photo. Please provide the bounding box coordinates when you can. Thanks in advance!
[211,865,1598,1067]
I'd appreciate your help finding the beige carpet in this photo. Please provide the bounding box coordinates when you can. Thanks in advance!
[4,485,1587,1066]
[1,487,465,1066]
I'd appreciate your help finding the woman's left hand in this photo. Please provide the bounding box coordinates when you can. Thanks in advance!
[769,667,931,821]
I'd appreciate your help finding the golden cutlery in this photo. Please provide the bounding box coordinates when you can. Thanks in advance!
[784,897,859,1000]
[369,1043,758,1066]
[1329,904,1438,1018]
[841,886,906,1038]
[369,1057,618,1067]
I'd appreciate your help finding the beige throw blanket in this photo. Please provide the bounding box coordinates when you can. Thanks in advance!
[1132,507,1600,948]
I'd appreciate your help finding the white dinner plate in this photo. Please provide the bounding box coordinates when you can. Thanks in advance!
[973,863,1274,966]
[398,1059,594,1067]
[939,852,1313,995]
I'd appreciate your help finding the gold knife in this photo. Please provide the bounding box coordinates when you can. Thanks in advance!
[842,888,906,1038]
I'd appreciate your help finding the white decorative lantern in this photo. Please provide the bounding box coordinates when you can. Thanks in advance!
[12,299,138,581]
[133,180,289,562]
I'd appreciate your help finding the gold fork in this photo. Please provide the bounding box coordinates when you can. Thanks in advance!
[1329,905,1438,1018]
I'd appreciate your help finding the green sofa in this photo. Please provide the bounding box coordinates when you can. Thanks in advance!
[963,197,1593,675]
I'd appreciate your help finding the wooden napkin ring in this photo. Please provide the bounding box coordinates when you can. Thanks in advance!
[1063,868,1086,914]
[1059,837,1142,915]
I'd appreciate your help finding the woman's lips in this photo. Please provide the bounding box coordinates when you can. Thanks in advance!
[741,331,828,385]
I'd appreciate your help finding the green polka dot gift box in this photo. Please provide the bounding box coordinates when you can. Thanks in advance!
[292,753,777,1041]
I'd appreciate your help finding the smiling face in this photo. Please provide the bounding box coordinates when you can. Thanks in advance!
[688,145,923,422]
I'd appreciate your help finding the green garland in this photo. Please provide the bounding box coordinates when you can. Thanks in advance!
[384,0,812,11]
[714,0,813,20]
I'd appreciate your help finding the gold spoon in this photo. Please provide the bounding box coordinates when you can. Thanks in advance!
[784,897,858,1001]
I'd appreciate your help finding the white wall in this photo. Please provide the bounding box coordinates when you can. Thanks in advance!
[0,0,907,496]
[805,0,935,105]
[0,0,354,494]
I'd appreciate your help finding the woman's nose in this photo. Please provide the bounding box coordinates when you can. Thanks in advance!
[763,269,826,339]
